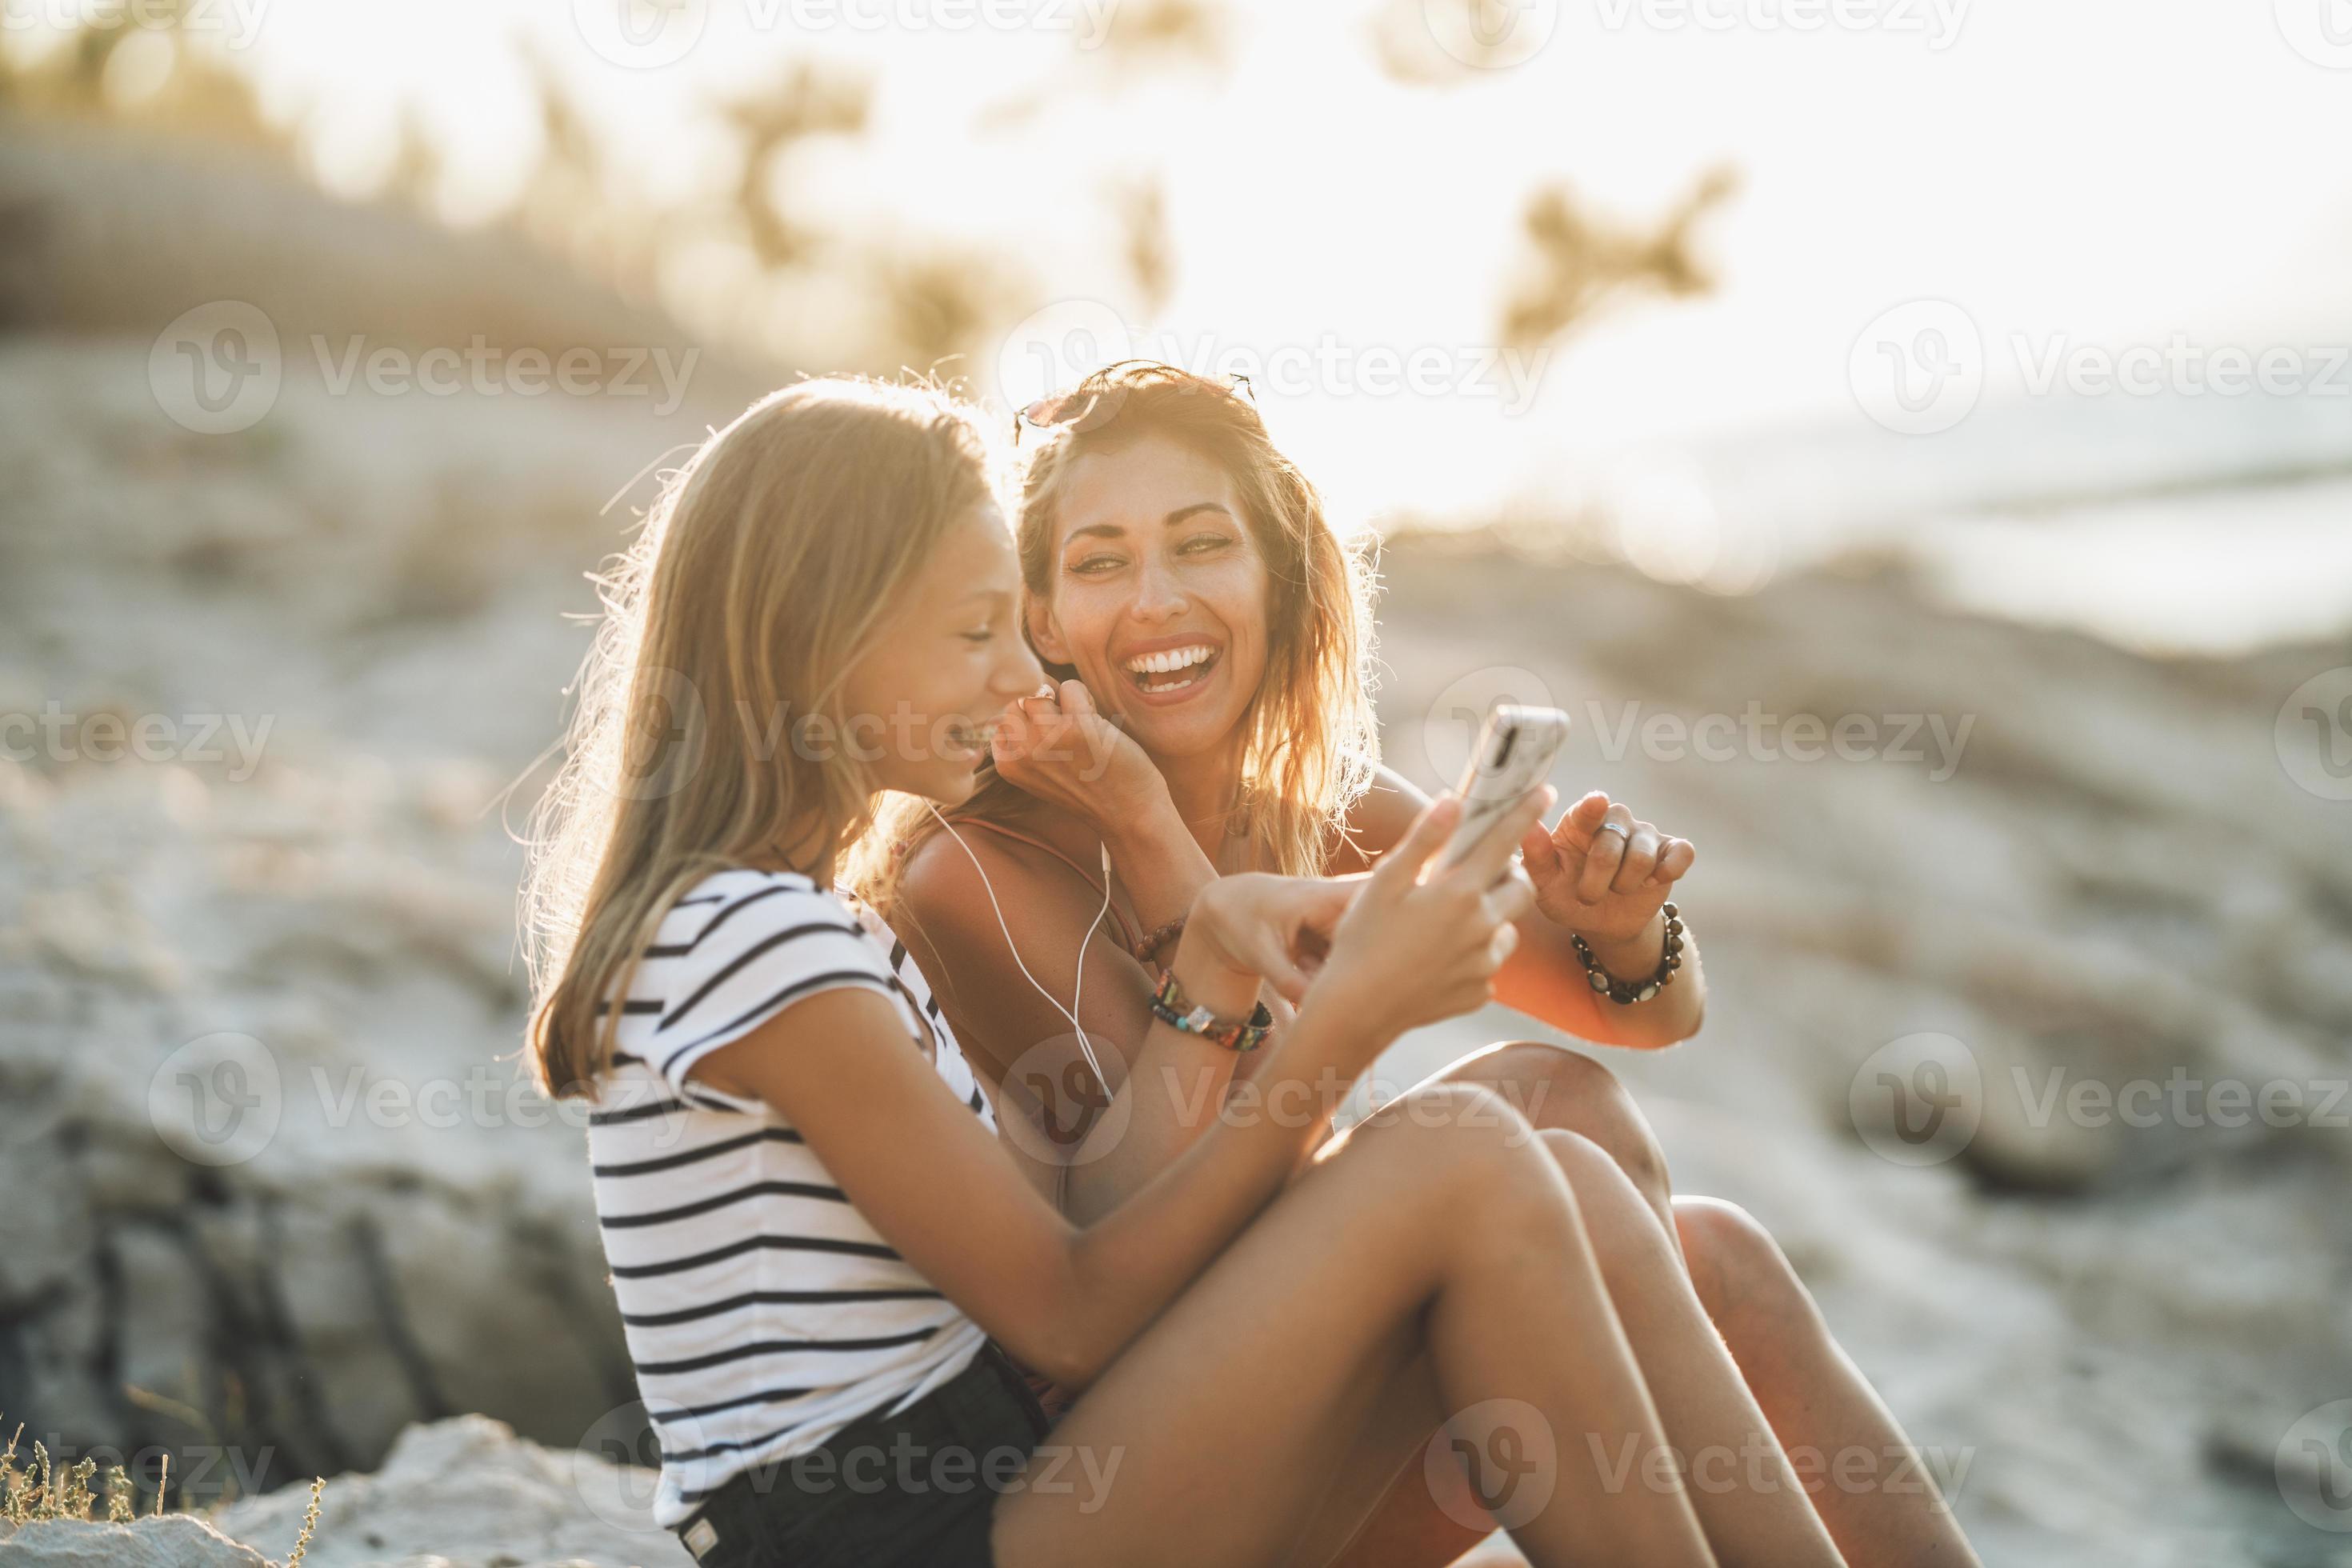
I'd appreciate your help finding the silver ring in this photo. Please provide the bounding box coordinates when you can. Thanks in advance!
[1596,820,1634,839]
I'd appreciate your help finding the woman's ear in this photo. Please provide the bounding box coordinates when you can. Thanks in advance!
[1026,599,1074,666]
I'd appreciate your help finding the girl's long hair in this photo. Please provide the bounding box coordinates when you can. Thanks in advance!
[521,377,999,1098]
[858,362,1379,911]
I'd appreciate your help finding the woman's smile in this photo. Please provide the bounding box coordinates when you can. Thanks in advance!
[1118,635,1226,701]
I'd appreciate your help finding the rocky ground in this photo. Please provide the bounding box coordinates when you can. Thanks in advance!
[1368,539,2352,1566]
[2,133,2348,1568]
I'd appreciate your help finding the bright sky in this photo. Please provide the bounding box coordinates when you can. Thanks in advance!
[66,0,2352,645]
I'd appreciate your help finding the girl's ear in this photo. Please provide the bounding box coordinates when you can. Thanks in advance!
[1026,599,1074,666]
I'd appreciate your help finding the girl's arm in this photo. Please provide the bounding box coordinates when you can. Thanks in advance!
[705,800,1531,1391]
[1344,768,1706,1050]
[696,966,1329,1393]
[895,835,1272,1226]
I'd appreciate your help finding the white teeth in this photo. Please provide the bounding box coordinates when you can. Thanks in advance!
[1121,645,1216,674]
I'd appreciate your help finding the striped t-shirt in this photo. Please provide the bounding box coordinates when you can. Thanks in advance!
[586,867,998,1526]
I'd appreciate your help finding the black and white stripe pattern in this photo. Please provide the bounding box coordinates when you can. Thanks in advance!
[586,868,996,1526]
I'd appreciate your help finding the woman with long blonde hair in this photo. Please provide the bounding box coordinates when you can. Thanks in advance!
[521,375,1849,1566]
[875,361,1978,1566]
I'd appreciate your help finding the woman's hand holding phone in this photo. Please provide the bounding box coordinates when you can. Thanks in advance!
[1306,786,1550,1060]
[1166,788,1545,1071]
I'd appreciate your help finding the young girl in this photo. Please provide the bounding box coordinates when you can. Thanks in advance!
[878,362,1978,1566]
[522,378,1846,1566]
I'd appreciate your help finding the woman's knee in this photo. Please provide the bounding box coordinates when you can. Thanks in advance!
[1673,1197,1817,1339]
[1350,1082,1574,1227]
[1474,1042,1673,1209]
[1365,1082,1538,1166]
[1530,1126,1674,1257]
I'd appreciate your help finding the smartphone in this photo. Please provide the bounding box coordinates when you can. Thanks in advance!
[1438,705,1570,873]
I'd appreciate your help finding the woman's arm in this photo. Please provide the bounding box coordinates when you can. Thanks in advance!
[1346,768,1706,1050]
[992,677,1222,951]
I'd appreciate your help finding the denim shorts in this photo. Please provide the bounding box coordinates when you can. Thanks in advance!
[674,1342,1054,1568]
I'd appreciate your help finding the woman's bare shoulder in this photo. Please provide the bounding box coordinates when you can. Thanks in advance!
[1330,766,1430,873]
[898,796,1102,926]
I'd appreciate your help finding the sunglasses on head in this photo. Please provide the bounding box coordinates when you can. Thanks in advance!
[1013,362,1256,447]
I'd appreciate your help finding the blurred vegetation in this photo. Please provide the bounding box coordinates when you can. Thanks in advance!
[1090,0,1233,73]
[1502,166,1738,353]
[2,1,1723,392]
[0,4,280,147]
[1114,175,1176,318]
[718,60,875,270]
[1366,0,1538,82]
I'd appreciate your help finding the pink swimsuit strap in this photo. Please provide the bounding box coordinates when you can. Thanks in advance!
[947,818,1143,953]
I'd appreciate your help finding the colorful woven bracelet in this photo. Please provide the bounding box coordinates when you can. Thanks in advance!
[1148,968,1273,1052]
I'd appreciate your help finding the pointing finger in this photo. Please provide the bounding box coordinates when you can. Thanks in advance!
[1558,791,1613,846]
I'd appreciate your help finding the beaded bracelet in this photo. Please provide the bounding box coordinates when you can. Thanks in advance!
[1130,914,1186,965]
[1570,903,1686,1006]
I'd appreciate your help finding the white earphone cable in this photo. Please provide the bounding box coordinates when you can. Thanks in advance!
[925,801,1114,1088]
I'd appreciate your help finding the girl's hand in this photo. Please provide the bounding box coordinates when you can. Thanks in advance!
[992,679,1174,838]
[1518,790,1696,944]
[1310,789,1548,1052]
[1174,874,1359,1017]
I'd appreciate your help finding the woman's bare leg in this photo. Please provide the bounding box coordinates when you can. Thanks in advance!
[1285,1122,1849,1568]
[1054,1086,1853,1568]
[1529,1129,1846,1561]
[1321,1042,1970,1568]
[991,1084,1724,1568]
[1433,1042,1680,1242]
[1447,1046,1974,1562]
[1677,1198,1981,1567]
[1287,1338,1521,1568]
